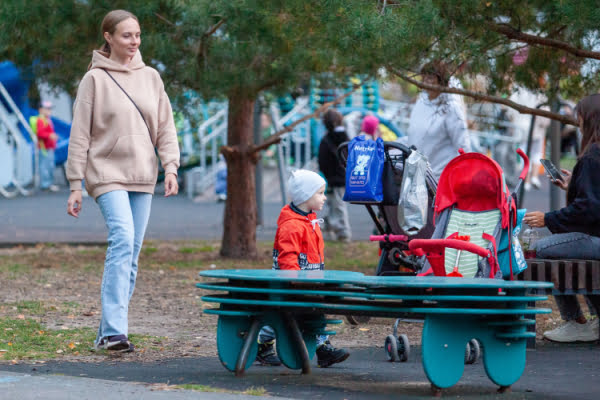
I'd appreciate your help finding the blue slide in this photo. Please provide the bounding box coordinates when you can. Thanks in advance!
[0,61,70,165]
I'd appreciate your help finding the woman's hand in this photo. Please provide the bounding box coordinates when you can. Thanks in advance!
[550,169,571,191]
[67,190,83,218]
[164,173,179,197]
[523,211,545,228]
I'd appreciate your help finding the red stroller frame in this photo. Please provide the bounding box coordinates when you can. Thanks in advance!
[409,148,530,280]
[337,141,438,276]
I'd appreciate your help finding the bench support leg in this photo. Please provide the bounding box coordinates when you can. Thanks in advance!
[216,316,260,374]
[235,318,261,376]
[422,315,528,389]
[284,312,311,374]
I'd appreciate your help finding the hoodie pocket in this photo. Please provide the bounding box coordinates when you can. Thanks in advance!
[101,134,157,182]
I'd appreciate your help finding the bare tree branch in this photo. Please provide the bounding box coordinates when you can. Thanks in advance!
[250,86,360,154]
[390,68,578,126]
[154,13,175,26]
[488,22,600,60]
[198,19,226,67]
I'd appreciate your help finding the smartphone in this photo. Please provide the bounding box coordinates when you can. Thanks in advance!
[540,159,564,182]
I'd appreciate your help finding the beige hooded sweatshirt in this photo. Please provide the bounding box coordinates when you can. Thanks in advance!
[66,50,180,199]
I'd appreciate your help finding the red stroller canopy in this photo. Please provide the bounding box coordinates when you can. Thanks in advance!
[434,152,514,228]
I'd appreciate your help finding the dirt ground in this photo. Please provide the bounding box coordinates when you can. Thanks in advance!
[0,242,571,364]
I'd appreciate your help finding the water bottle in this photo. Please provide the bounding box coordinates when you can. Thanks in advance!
[521,228,538,259]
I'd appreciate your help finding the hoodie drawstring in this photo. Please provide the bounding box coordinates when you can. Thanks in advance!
[311,218,324,230]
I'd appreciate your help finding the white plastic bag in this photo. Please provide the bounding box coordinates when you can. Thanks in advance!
[397,151,429,234]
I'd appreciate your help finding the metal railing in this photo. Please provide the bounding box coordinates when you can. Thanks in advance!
[0,81,39,198]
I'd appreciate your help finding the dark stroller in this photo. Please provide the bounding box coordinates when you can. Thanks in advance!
[337,141,438,277]
[337,141,439,360]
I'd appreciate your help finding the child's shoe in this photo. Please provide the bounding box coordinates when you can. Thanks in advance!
[316,341,349,367]
[256,341,281,366]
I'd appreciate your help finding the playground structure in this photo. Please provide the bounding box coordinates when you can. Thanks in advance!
[0,61,71,198]
[1,63,537,200]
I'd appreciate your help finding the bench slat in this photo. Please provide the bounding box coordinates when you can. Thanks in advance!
[521,259,600,294]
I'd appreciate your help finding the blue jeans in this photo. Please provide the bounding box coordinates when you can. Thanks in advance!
[95,191,152,342]
[259,326,328,347]
[39,149,55,189]
[535,232,600,321]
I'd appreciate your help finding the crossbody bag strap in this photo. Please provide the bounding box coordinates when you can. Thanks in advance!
[102,69,152,137]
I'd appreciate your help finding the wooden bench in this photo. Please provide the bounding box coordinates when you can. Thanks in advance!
[197,269,552,393]
[519,259,600,294]
[517,259,600,346]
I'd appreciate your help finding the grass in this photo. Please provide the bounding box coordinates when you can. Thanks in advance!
[175,384,267,396]
[560,154,577,171]
[0,317,165,361]
[0,317,95,360]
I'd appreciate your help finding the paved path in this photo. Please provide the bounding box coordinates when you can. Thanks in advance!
[0,177,559,244]
[0,370,288,400]
[1,344,598,399]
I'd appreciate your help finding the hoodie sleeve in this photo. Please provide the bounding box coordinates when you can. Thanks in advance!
[445,103,471,153]
[545,157,600,233]
[66,74,95,191]
[155,77,180,176]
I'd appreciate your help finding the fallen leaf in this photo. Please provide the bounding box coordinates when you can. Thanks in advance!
[68,343,76,349]
[358,328,370,332]
[7,342,12,346]
[56,349,63,354]
[17,314,25,320]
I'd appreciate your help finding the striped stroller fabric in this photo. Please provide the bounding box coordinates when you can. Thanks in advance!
[444,209,501,278]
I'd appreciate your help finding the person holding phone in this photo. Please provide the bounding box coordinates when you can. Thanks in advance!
[523,94,600,343]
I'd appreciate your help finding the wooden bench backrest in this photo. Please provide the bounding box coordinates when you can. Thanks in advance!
[519,259,600,294]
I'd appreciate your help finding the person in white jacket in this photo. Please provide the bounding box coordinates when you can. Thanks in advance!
[406,61,471,179]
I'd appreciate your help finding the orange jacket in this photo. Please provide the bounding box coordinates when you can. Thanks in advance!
[272,204,324,270]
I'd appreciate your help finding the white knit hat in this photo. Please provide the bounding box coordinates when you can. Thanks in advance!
[287,169,326,205]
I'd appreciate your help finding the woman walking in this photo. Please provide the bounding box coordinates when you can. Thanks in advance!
[66,9,180,351]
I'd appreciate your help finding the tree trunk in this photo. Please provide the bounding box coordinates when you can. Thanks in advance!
[220,93,259,258]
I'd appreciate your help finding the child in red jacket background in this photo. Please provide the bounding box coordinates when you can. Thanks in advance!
[257,170,350,368]
[34,101,59,191]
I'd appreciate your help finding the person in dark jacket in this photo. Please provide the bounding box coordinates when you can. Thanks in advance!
[318,108,352,241]
[523,94,600,343]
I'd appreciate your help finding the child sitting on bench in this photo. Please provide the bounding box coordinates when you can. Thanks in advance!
[256,169,350,368]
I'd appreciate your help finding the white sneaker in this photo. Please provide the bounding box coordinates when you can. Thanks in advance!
[543,319,599,343]
[531,176,542,189]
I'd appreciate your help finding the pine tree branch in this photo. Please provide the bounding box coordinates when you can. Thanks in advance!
[390,68,578,126]
[488,22,600,60]
[250,86,360,154]
[197,19,226,67]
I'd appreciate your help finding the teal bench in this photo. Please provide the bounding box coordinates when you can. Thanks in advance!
[197,269,552,393]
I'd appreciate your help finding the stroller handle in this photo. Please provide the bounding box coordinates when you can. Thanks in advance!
[336,140,412,165]
[408,239,491,259]
[370,234,409,243]
[517,148,529,182]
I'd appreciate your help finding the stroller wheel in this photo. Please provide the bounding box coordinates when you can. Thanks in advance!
[464,338,480,364]
[397,334,410,362]
[346,315,371,325]
[384,335,398,362]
